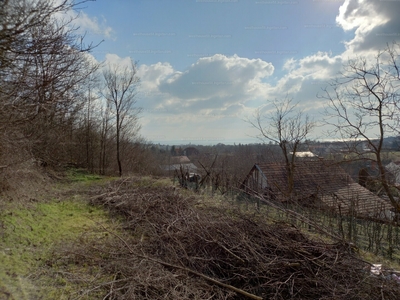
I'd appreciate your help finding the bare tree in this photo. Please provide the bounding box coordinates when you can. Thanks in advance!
[79,70,102,172]
[0,0,99,166]
[0,0,78,70]
[322,42,400,213]
[248,97,315,195]
[0,0,96,116]
[103,60,141,176]
[98,100,112,175]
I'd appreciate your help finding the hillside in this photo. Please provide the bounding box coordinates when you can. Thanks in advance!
[1,172,400,299]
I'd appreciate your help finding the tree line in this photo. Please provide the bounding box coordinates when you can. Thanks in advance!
[2,0,400,214]
[0,0,151,177]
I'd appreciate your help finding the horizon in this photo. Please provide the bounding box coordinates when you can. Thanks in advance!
[148,135,400,147]
[72,0,400,144]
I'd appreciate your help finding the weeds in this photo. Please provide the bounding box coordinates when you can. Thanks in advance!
[0,195,113,299]
[2,174,400,299]
[66,168,103,183]
[58,177,400,299]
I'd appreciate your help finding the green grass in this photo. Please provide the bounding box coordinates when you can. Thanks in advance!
[66,168,103,182]
[0,196,113,299]
[2,173,400,299]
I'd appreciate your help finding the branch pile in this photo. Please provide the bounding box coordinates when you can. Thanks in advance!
[62,178,400,299]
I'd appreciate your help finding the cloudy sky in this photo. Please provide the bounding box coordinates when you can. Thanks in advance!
[74,0,400,145]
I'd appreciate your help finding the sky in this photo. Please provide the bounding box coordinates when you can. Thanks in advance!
[69,0,400,145]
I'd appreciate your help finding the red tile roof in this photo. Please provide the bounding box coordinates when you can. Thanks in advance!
[244,160,393,219]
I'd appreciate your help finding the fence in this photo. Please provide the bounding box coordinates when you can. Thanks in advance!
[235,192,400,261]
[172,169,400,261]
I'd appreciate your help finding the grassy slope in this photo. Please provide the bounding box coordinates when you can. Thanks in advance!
[0,172,115,300]
[1,170,399,299]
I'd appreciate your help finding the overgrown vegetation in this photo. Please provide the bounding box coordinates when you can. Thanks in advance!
[240,196,400,262]
[2,1,400,299]
[0,191,114,299]
[1,173,400,299]
[66,168,103,182]
[49,177,399,299]
[0,0,152,181]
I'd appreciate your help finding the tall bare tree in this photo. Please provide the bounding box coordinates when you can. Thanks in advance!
[98,99,112,175]
[0,0,77,71]
[322,42,400,213]
[249,97,315,195]
[0,0,99,166]
[81,71,101,172]
[103,60,141,176]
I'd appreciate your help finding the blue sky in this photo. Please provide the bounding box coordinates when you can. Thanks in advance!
[71,0,400,145]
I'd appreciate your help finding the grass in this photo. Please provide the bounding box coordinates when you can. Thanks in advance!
[0,194,114,299]
[65,168,103,183]
[2,173,400,299]
[360,249,400,271]
[130,175,173,188]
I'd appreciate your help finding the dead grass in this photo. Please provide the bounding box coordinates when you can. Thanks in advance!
[0,165,116,300]
[0,163,50,206]
[2,170,400,299]
[51,176,400,300]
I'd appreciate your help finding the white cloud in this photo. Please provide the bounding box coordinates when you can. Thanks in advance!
[336,0,388,32]
[296,52,342,80]
[283,58,297,72]
[134,55,278,143]
[137,62,175,91]
[73,11,114,39]
[136,54,276,124]
[249,51,343,111]
[137,51,344,135]
[103,53,133,69]
[337,0,400,53]
[136,0,400,143]
[51,1,114,40]
[158,54,274,101]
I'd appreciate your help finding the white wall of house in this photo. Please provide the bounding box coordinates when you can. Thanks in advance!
[386,162,400,185]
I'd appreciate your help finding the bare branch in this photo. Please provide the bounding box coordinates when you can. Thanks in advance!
[322,42,400,213]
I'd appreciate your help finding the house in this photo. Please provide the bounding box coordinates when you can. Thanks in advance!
[290,151,318,158]
[160,156,198,173]
[170,146,184,156]
[183,147,200,157]
[386,161,400,186]
[242,160,394,220]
